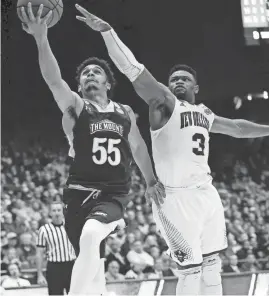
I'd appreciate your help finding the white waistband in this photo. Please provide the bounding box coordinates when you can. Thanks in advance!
[164,180,212,192]
[68,184,99,192]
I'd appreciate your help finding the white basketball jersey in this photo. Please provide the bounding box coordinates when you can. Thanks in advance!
[151,99,215,188]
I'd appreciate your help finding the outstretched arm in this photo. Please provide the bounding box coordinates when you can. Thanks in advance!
[211,115,269,138]
[75,4,175,112]
[124,105,165,206]
[21,3,83,114]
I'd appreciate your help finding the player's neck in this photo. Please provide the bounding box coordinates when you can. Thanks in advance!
[84,93,110,109]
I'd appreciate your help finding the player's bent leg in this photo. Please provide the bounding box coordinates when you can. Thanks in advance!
[69,219,120,295]
[173,265,202,295]
[200,253,222,295]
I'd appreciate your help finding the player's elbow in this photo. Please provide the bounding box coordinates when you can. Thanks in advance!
[232,120,245,138]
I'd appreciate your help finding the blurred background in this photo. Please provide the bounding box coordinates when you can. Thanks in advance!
[1,0,269,293]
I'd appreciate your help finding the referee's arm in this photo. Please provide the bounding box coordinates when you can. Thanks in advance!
[36,226,47,285]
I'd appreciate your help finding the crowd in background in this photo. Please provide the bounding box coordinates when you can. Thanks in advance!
[1,135,269,284]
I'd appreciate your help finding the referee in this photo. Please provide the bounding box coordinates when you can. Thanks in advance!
[36,201,76,295]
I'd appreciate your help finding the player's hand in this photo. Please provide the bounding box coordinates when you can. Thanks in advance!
[20,3,52,39]
[37,274,47,286]
[145,180,165,208]
[75,4,112,32]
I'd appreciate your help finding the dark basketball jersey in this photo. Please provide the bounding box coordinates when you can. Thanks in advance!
[66,100,133,193]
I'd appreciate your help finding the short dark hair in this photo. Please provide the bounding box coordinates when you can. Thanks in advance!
[50,201,63,208]
[7,262,20,275]
[76,57,116,98]
[169,64,197,83]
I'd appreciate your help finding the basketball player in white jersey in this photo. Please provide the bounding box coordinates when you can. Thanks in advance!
[76,5,269,295]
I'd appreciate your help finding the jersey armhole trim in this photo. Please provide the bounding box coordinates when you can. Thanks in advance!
[150,99,179,135]
[198,103,215,132]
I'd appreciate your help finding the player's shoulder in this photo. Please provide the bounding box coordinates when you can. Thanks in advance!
[121,104,136,120]
[120,104,132,113]
[115,103,136,124]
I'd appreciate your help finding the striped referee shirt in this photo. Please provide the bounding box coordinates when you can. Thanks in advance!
[37,223,76,262]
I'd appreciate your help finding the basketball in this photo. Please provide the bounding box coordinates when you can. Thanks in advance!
[17,0,63,28]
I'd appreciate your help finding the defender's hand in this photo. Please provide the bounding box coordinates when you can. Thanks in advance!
[21,3,52,39]
[145,181,166,208]
[75,4,112,32]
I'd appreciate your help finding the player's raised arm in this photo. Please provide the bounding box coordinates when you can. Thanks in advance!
[123,105,165,207]
[21,3,83,114]
[211,115,269,138]
[75,4,175,112]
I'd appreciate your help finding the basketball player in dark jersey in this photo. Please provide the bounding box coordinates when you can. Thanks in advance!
[21,4,165,295]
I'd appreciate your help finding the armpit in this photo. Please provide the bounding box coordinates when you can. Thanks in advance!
[62,106,77,136]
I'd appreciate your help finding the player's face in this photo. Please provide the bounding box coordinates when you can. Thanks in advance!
[79,64,110,95]
[168,70,198,103]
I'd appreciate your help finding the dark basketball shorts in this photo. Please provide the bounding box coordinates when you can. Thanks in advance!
[63,187,128,258]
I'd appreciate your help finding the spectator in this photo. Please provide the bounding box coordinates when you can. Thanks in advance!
[146,213,155,225]
[1,263,31,288]
[236,241,252,260]
[148,246,161,260]
[147,258,164,279]
[143,234,158,253]
[126,210,138,232]
[121,232,135,257]
[133,229,143,242]
[2,212,16,233]
[226,234,241,255]
[126,240,154,269]
[29,219,39,245]
[136,212,149,235]
[160,253,175,276]
[125,263,146,280]
[17,233,36,269]
[148,222,158,235]
[237,233,249,245]
[114,228,126,247]
[105,261,125,281]
[223,255,241,273]
[241,254,263,272]
[1,231,8,253]
[1,248,22,272]
[105,238,129,275]
[6,232,19,250]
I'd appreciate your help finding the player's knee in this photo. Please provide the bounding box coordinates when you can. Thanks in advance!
[80,219,105,246]
[202,254,222,286]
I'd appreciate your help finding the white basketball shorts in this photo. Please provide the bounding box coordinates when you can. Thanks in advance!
[152,182,227,267]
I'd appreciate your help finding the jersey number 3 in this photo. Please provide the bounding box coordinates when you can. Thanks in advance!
[192,133,205,156]
[92,138,121,166]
